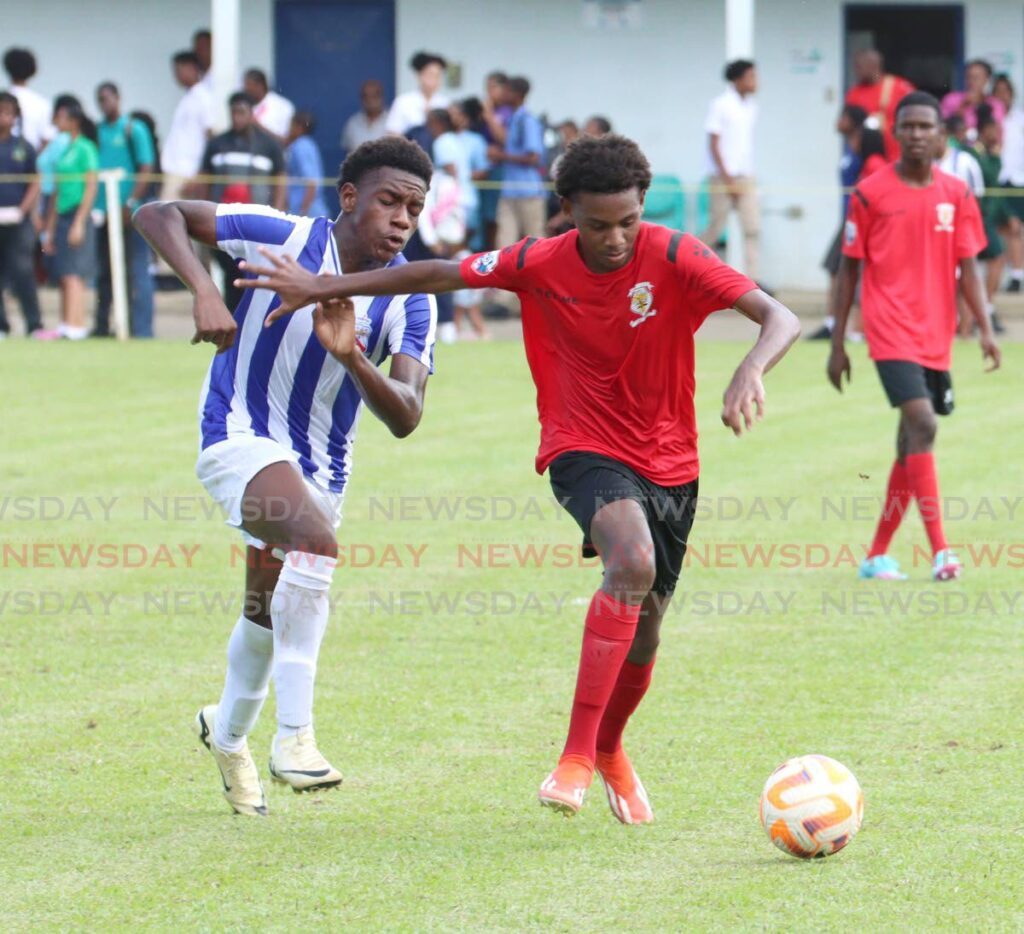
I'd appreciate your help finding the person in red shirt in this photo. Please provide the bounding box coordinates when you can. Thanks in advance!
[845,49,915,162]
[234,134,801,824]
[828,91,1001,583]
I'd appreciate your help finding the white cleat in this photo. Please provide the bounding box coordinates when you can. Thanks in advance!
[194,705,268,817]
[268,729,343,792]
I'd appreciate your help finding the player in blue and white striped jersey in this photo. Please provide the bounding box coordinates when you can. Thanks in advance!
[134,137,437,817]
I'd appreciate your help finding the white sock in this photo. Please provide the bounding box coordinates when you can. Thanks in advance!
[214,616,273,752]
[1011,269,1023,280]
[64,325,89,340]
[271,552,335,740]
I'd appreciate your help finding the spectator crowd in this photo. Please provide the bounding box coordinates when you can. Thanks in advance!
[0,33,1019,342]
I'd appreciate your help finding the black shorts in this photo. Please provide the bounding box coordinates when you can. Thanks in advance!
[548,451,698,596]
[875,360,954,415]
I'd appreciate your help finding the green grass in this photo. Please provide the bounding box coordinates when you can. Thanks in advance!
[1,337,1022,930]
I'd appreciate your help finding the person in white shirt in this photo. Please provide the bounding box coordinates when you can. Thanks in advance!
[993,73,1024,290]
[342,79,388,154]
[386,52,449,136]
[161,51,217,202]
[700,59,760,279]
[3,47,53,150]
[936,116,984,196]
[244,69,295,143]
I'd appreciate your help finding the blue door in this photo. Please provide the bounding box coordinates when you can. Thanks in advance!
[275,0,396,213]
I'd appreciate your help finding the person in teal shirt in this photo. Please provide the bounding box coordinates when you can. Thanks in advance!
[94,81,156,337]
[43,99,98,340]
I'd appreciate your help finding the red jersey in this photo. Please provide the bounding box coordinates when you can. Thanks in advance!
[842,164,985,370]
[459,225,755,485]
[845,75,915,162]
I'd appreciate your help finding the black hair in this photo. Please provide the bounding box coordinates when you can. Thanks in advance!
[859,128,886,162]
[555,134,652,201]
[0,91,19,115]
[427,107,454,133]
[292,110,316,134]
[943,114,965,135]
[457,96,484,125]
[410,51,447,72]
[841,103,868,126]
[486,71,508,84]
[96,81,119,98]
[994,72,1014,92]
[229,91,253,109]
[173,50,201,68]
[895,90,942,122]
[338,135,433,189]
[244,68,268,89]
[966,59,994,78]
[725,59,755,83]
[507,76,531,98]
[978,116,999,136]
[3,47,37,82]
[53,93,81,112]
[55,99,98,144]
[193,29,211,43]
[586,115,613,135]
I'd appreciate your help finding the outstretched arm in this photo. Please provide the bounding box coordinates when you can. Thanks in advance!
[959,257,1001,372]
[827,256,860,391]
[132,200,237,352]
[720,289,802,436]
[235,249,467,323]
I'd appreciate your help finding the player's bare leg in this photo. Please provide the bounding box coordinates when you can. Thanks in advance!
[539,500,652,816]
[594,590,665,824]
[239,462,345,791]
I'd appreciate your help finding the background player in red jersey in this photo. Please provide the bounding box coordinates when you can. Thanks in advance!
[235,135,801,824]
[828,91,1001,583]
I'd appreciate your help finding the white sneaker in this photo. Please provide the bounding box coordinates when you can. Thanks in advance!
[268,729,343,792]
[194,705,268,816]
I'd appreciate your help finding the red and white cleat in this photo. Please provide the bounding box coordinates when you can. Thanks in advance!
[538,755,594,816]
[596,748,653,825]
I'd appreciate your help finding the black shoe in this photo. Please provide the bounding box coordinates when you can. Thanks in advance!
[89,328,114,338]
[1006,279,1021,293]
[991,310,1007,334]
[806,323,833,340]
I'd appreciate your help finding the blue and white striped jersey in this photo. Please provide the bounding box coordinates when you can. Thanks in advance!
[199,204,437,493]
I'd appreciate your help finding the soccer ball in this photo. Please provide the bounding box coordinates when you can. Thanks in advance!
[759,754,864,859]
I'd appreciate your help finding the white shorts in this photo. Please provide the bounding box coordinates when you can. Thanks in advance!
[195,435,344,550]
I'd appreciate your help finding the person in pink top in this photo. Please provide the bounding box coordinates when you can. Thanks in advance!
[941,59,1007,130]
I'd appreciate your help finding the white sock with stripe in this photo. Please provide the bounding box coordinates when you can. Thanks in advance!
[271,552,335,740]
[214,615,274,752]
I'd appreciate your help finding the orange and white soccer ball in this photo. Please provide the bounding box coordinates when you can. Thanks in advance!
[759,754,864,859]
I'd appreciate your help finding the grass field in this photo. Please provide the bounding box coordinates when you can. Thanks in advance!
[2,336,1022,930]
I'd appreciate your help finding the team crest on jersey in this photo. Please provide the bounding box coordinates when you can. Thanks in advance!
[627,282,657,328]
[935,202,955,233]
[471,250,500,275]
[844,220,857,245]
[354,311,372,353]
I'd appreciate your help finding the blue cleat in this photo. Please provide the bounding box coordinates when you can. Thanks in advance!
[859,554,908,580]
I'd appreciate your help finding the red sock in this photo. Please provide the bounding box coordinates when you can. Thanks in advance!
[905,452,948,553]
[596,659,654,754]
[561,591,641,765]
[868,460,912,557]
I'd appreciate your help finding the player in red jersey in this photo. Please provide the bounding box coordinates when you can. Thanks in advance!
[235,135,800,823]
[829,92,1001,583]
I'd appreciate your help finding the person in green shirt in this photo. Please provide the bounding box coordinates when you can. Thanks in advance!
[43,99,98,340]
[94,81,157,337]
